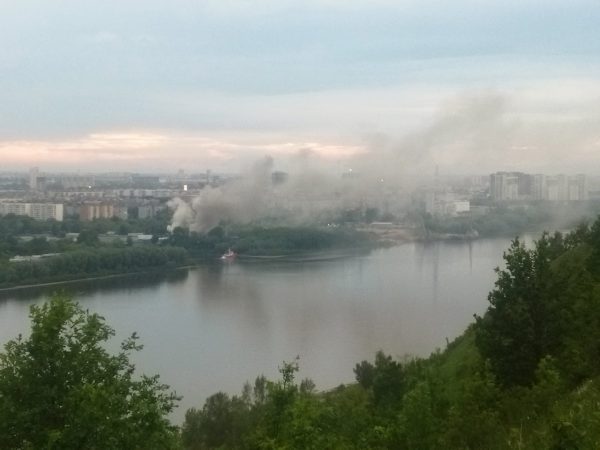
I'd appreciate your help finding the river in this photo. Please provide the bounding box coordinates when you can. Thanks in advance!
[0,237,526,423]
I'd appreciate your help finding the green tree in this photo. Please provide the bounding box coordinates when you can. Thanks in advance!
[397,381,438,449]
[118,223,131,236]
[371,351,405,408]
[182,393,239,450]
[441,365,503,449]
[475,236,559,387]
[0,294,180,449]
[77,229,99,246]
[354,360,376,389]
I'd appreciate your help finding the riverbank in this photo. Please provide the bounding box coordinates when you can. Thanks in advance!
[0,245,188,292]
[359,224,480,245]
[0,246,376,292]
[0,265,194,293]
[0,225,545,292]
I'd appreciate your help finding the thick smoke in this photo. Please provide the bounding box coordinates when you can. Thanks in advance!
[169,91,600,232]
[168,156,275,232]
[353,93,514,179]
[361,91,600,175]
[168,153,351,232]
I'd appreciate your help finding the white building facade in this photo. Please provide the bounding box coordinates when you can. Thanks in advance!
[0,202,64,221]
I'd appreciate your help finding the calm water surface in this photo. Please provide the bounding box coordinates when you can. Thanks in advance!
[0,238,525,422]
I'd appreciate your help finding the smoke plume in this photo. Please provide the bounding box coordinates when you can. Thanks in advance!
[168,90,600,233]
[168,156,275,232]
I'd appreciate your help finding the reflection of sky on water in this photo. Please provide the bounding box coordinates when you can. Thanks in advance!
[0,238,518,423]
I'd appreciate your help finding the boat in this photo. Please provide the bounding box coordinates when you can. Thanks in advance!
[220,249,237,261]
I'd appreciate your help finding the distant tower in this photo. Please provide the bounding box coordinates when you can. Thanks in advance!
[206,169,211,184]
[29,167,39,191]
[434,164,440,189]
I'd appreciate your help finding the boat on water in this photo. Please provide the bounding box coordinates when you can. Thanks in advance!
[220,249,237,261]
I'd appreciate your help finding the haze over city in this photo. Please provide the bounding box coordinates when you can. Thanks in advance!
[5,1,600,448]
[2,0,599,174]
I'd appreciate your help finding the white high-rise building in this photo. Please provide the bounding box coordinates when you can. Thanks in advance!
[490,172,523,201]
[29,167,39,191]
[567,174,588,201]
[0,202,64,221]
[492,172,588,202]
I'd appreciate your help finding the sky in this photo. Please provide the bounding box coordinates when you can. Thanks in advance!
[1,0,599,174]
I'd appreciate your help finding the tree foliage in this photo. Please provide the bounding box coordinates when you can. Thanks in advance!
[0,246,188,288]
[0,294,180,449]
[476,226,600,388]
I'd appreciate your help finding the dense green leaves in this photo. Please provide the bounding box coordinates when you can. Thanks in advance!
[0,294,180,449]
[169,225,372,259]
[0,245,188,288]
[0,213,171,259]
[476,226,600,388]
[475,237,549,387]
[0,212,182,288]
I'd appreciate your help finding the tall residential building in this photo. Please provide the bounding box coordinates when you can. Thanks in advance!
[58,175,95,190]
[79,202,116,221]
[0,202,64,221]
[545,175,567,201]
[567,174,588,201]
[29,167,39,191]
[532,174,546,200]
[492,172,588,201]
[490,172,525,201]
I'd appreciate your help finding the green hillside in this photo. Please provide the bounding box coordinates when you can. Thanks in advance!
[182,220,600,449]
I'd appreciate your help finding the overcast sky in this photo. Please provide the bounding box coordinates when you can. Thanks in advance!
[1,0,599,173]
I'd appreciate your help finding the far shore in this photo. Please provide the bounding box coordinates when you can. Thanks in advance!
[0,230,540,293]
[0,265,198,293]
[0,246,375,293]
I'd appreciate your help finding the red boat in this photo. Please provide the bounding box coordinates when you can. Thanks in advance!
[220,249,237,261]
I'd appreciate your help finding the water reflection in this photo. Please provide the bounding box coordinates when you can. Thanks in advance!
[193,263,270,334]
[0,239,516,424]
[194,263,226,294]
[468,240,473,273]
[0,269,189,302]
